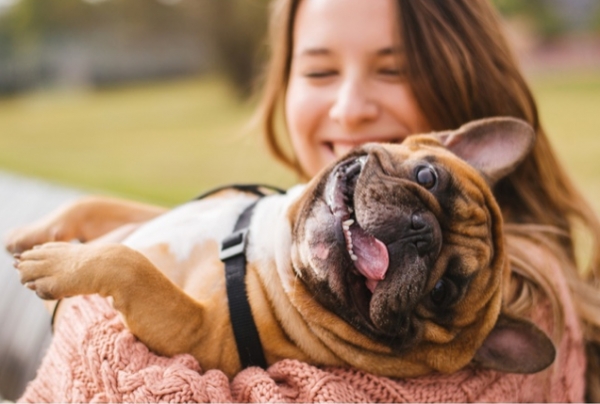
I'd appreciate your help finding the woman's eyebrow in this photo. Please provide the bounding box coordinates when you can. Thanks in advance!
[296,47,331,57]
[295,46,403,58]
[377,46,403,56]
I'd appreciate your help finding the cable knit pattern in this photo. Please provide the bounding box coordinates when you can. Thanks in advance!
[20,242,586,403]
[19,292,585,403]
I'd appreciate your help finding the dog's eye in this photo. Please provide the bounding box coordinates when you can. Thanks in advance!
[415,166,437,189]
[430,278,456,307]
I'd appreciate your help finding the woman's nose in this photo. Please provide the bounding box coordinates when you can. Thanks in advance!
[329,79,378,131]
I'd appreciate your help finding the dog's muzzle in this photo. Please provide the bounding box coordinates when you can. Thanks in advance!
[325,155,390,292]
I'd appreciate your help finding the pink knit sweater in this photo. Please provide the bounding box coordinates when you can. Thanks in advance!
[20,251,586,403]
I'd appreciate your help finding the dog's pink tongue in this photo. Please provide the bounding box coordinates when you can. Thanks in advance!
[351,224,389,292]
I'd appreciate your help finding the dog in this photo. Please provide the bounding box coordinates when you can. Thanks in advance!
[7,117,556,378]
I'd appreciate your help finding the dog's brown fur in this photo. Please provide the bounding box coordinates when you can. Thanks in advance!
[7,117,555,378]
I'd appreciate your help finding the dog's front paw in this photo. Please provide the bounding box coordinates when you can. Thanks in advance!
[13,242,105,300]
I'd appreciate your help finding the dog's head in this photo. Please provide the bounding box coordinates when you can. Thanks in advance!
[288,117,555,375]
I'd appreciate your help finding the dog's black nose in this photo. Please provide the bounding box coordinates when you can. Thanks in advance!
[410,213,427,230]
[410,213,436,256]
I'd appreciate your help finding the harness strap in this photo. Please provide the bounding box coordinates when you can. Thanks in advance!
[220,201,266,369]
[194,183,286,201]
[215,184,285,369]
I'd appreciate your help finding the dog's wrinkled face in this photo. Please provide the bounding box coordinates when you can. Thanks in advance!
[285,118,556,375]
[289,135,506,355]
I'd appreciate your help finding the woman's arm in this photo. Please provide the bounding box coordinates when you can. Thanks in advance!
[4,195,167,254]
[6,195,167,320]
[23,289,584,403]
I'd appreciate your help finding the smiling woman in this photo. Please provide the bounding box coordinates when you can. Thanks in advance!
[284,0,430,178]
[4,0,600,402]
[241,0,600,399]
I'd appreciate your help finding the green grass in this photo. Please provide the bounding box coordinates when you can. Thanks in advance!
[0,76,295,206]
[0,72,598,213]
[530,71,600,214]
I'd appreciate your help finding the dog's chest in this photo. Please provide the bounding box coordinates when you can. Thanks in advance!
[122,194,258,291]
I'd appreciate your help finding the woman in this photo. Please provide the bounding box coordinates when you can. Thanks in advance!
[259,0,600,399]
[8,0,600,401]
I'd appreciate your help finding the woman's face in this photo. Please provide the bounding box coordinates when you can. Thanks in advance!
[285,0,431,178]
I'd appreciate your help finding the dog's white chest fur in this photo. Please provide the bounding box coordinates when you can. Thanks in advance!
[123,193,258,262]
[121,185,305,264]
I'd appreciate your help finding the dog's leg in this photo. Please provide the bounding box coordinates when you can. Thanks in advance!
[13,242,207,359]
[4,196,166,254]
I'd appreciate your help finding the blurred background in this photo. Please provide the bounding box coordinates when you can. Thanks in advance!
[0,0,598,400]
[0,0,598,207]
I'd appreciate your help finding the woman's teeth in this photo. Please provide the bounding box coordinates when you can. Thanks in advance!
[332,143,358,158]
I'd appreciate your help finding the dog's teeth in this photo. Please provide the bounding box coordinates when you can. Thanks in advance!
[342,225,358,261]
[345,231,353,243]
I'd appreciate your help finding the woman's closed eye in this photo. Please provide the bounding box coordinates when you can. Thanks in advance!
[376,67,406,80]
[304,70,338,79]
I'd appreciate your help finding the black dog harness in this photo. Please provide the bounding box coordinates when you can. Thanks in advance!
[196,184,285,369]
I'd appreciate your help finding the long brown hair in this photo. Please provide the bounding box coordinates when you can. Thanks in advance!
[254,0,600,399]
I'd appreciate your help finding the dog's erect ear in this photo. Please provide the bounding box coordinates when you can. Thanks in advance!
[472,314,556,374]
[437,117,536,185]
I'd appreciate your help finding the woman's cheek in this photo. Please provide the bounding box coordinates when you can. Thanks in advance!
[286,82,332,174]
[287,82,322,137]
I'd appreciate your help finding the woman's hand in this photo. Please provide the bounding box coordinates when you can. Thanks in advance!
[4,195,166,254]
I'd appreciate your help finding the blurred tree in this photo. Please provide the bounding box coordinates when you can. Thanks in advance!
[205,0,269,97]
[2,0,599,97]
[593,5,600,34]
[0,0,270,97]
[0,0,38,53]
[492,0,567,40]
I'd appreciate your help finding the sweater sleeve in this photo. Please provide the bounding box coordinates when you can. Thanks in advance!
[20,238,586,404]
[19,291,585,403]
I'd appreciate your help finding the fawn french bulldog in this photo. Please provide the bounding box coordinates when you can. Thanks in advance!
[8,117,555,378]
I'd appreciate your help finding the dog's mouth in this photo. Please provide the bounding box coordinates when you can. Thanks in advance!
[325,156,389,294]
[311,148,444,340]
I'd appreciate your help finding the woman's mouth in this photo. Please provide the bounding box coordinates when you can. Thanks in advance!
[324,137,406,160]
[326,142,360,159]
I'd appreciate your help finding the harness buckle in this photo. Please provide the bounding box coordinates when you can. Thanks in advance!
[219,228,249,261]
